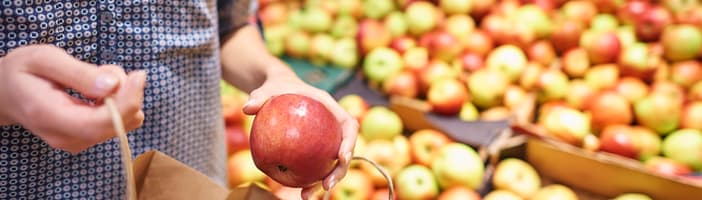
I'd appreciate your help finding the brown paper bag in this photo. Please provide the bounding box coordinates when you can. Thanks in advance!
[132,150,280,200]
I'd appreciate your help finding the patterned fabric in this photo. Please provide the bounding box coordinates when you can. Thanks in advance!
[0,0,249,199]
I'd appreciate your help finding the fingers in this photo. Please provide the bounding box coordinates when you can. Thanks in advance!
[301,183,323,200]
[323,163,347,191]
[24,45,121,98]
[242,89,269,115]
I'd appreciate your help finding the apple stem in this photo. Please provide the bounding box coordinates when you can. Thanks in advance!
[353,156,395,200]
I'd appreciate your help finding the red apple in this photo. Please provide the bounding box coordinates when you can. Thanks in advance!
[480,14,508,45]
[226,125,249,155]
[681,101,702,131]
[550,20,585,54]
[470,0,496,20]
[458,52,485,72]
[675,6,702,29]
[617,0,651,25]
[437,186,481,200]
[598,125,639,159]
[690,81,702,101]
[582,31,622,65]
[519,62,545,91]
[464,30,495,57]
[427,30,463,62]
[370,188,396,200]
[561,47,590,78]
[361,138,411,187]
[390,36,417,55]
[222,95,245,125]
[259,2,288,26]
[228,150,266,187]
[409,129,453,167]
[250,94,342,187]
[645,156,694,176]
[383,70,419,98]
[618,42,658,81]
[357,19,393,55]
[635,5,674,42]
[338,94,370,123]
[428,78,469,115]
[614,77,650,103]
[527,40,557,66]
[586,91,633,131]
[670,61,702,89]
[330,169,374,200]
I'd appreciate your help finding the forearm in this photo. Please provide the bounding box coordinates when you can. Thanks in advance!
[220,25,297,93]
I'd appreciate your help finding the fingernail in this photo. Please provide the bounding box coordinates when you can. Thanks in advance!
[243,100,255,109]
[327,178,337,190]
[95,73,118,92]
[131,71,147,87]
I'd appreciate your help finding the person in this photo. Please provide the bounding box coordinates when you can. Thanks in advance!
[0,0,358,199]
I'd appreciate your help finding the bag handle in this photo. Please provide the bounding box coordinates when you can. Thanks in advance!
[105,97,137,200]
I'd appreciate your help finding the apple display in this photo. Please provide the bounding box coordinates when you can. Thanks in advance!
[362,0,395,19]
[503,85,529,111]
[358,19,393,55]
[250,94,341,187]
[370,188,396,200]
[259,2,288,26]
[363,47,403,83]
[590,14,620,32]
[468,68,510,109]
[486,45,528,82]
[617,25,638,48]
[483,190,522,200]
[263,24,288,57]
[520,62,545,91]
[550,19,586,54]
[285,30,311,58]
[662,129,702,170]
[561,0,598,25]
[395,165,440,200]
[682,101,702,130]
[360,137,411,187]
[651,81,685,104]
[540,106,591,145]
[308,33,336,66]
[479,106,511,121]
[661,24,702,62]
[406,2,439,36]
[227,149,267,187]
[536,68,570,103]
[598,125,640,159]
[586,91,633,130]
[618,42,658,81]
[527,40,557,67]
[360,106,403,141]
[383,70,419,98]
[635,5,673,42]
[531,184,578,200]
[514,4,553,39]
[613,193,654,200]
[437,186,481,200]
[459,101,480,121]
[458,52,485,72]
[330,169,374,200]
[617,0,651,25]
[443,14,476,44]
[634,126,662,161]
[431,143,485,190]
[337,0,363,18]
[301,7,332,33]
[440,0,472,14]
[427,30,464,62]
[428,78,469,115]
[226,125,249,155]
[561,47,590,78]
[418,60,457,93]
[493,158,541,198]
[565,79,596,110]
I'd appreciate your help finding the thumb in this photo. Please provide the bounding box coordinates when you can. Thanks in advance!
[242,90,270,115]
[26,46,122,98]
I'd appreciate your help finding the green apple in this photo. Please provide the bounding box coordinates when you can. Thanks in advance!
[614,193,653,200]
[492,158,541,198]
[617,25,638,48]
[514,4,553,38]
[486,45,527,82]
[330,14,359,39]
[263,24,288,56]
[363,0,395,19]
[531,184,578,200]
[406,1,438,36]
[284,30,311,58]
[330,169,374,200]
[444,14,475,44]
[439,0,472,15]
[584,64,620,91]
[541,107,591,145]
[308,33,336,66]
[286,9,304,29]
[360,106,403,141]
[662,129,702,170]
[483,190,522,200]
[590,13,619,32]
[384,11,408,37]
[536,69,570,103]
[363,47,403,83]
[330,37,359,69]
[301,7,332,33]
[459,101,479,121]
[618,42,656,80]
[634,93,681,135]
[227,150,266,187]
[661,24,702,62]
[468,68,510,109]
[431,143,484,190]
[396,165,440,200]
[337,0,363,18]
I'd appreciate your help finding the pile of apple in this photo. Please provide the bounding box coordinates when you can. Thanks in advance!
[258,0,702,182]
